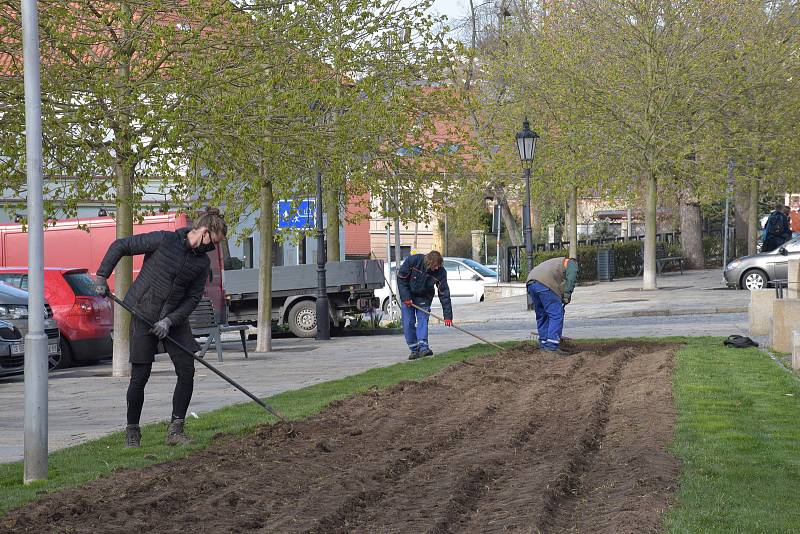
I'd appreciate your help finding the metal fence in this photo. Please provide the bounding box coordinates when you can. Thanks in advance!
[505,232,682,282]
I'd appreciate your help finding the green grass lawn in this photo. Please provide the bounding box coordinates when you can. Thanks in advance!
[3,337,800,533]
[0,340,514,516]
[666,337,800,533]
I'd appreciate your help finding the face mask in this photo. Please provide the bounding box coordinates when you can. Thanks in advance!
[194,242,216,254]
[193,232,216,253]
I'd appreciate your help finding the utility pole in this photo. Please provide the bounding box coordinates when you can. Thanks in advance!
[393,189,402,267]
[495,199,502,282]
[722,158,735,278]
[22,0,48,483]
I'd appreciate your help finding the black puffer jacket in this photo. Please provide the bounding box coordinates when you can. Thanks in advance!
[97,228,211,325]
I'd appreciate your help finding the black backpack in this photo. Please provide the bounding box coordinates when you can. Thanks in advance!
[723,335,759,348]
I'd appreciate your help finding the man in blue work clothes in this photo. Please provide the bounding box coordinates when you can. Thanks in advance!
[526,257,579,355]
[397,250,453,360]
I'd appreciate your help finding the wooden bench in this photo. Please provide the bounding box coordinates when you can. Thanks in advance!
[636,243,685,276]
[189,299,249,362]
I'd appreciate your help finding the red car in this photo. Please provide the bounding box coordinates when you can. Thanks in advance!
[0,267,113,369]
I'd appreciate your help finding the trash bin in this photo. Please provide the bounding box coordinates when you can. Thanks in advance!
[597,248,615,282]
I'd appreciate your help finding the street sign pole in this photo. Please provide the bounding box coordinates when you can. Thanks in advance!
[21,0,48,483]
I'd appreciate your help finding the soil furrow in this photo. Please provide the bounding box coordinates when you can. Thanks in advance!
[533,349,637,532]
[2,342,678,534]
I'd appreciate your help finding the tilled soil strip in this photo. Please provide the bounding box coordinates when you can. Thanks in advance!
[3,341,679,533]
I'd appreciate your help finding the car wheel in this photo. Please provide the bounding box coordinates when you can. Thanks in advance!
[741,269,768,291]
[50,338,73,371]
[382,297,401,322]
[287,300,317,338]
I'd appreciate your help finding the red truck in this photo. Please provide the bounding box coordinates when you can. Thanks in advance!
[0,214,225,360]
[2,212,384,340]
[0,213,224,305]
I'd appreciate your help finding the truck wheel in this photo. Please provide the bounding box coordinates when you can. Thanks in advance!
[288,300,317,338]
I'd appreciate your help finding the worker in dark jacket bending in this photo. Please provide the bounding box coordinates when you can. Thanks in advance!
[526,257,579,355]
[94,208,227,448]
[397,250,453,360]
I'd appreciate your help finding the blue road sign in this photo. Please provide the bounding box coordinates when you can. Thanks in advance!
[278,199,315,229]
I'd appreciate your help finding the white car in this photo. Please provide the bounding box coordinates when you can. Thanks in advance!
[375,257,498,321]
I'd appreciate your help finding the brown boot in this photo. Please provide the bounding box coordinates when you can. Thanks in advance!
[165,418,195,446]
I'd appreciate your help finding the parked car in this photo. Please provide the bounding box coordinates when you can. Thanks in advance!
[0,282,61,369]
[0,268,112,368]
[443,258,499,304]
[375,257,499,320]
[0,319,24,377]
[724,235,800,290]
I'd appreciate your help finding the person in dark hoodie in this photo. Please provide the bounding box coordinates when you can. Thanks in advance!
[761,204,791,253]
[396,250,453,360]
[94,208,227,448]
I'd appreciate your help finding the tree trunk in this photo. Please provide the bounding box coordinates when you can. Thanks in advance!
[568,185,578,258]
[748,178,759,255]
[112,162,133,377]
[733,184,750,256]
[325,188,340,261]
[679,189,705,269]
[499,196,522,246]
[642,170,658,290]
[256,179,273,353]
[531,202,541,246]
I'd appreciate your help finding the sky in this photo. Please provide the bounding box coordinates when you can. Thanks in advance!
[430,0,469,22]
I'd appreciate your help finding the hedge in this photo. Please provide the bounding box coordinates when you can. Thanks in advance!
[519,237,724,282]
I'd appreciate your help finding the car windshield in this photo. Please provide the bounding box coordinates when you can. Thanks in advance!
[63,272,96,296]
[783,236,800,248]
[462,259,498,277]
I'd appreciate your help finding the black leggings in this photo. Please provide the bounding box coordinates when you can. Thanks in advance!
[126,351,195,425]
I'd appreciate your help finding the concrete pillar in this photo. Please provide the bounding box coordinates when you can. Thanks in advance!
[471,230,484,262]
[749,289,775,336]
[770,299,800,352]
[788,259,800,299]
[793,331,800,370]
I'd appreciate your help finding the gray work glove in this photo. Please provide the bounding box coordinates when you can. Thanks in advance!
[150,317,172,340]
[562,295,571,305]
[94,275,109,296]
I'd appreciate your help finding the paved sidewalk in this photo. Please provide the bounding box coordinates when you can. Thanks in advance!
[0,269,749,463]
[454,268,747,323]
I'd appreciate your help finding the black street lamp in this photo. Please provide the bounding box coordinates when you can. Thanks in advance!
[315,168,330,340]
[516,117,539,279]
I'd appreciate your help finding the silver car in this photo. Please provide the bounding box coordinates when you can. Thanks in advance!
[724,236,800,290]
[0,283,61,368]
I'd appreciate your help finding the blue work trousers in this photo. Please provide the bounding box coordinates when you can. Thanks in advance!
[528,282,565,351]
[401,302,431,353]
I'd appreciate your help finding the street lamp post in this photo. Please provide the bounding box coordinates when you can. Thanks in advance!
[515,117,539,279]
[315,168,330,340]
